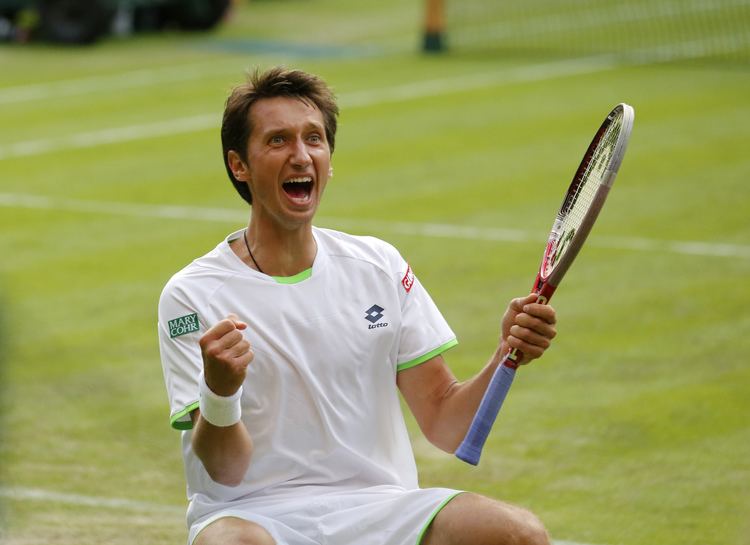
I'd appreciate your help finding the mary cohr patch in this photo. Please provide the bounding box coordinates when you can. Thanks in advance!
[168,313,199,338]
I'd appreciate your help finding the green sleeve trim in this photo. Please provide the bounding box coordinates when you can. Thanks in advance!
[416,491,465,544]
[397,339,458,372]
[272,268,312,284]
[170,401,199,430]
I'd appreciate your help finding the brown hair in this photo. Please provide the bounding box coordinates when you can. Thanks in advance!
[221,67,339,205]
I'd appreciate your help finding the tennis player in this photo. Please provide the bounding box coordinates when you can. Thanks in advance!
[158,66,557,545]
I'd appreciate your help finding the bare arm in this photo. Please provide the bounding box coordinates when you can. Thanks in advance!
[190,409,252,487]
[191,314,255,486]
[397,294,557,453]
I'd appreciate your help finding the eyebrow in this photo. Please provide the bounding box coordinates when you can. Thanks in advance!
[259,120,325,139]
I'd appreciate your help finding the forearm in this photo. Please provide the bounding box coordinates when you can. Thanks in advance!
[423,347,506,453]
[401,295,557,454]
[190,410,253,487]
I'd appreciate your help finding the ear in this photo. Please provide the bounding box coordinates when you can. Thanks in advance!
[227,150,251,182]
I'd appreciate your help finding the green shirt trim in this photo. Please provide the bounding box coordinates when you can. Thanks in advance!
[416,491,464,544]
[397,339,459,372]
[272,268,313,284]
[170,401,199,430]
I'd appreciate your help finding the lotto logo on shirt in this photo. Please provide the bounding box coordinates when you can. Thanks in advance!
[401,265,415,293]
[168,313,200,338]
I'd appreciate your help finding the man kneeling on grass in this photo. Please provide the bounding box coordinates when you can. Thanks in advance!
[158,66,557,545]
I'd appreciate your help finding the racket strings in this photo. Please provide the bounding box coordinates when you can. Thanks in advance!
[564,113,622,224]
[545,111,624,275]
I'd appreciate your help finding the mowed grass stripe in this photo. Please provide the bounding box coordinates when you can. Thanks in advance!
[0,56,618,161]
[2,192,748,259]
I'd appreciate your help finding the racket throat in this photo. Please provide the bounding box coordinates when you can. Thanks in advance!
[532,277,558,305]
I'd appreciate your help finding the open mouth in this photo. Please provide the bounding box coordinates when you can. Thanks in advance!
[282,177,314,201]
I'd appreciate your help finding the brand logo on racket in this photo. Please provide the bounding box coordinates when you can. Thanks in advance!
[552,229,575,267]
[544,228,576,273]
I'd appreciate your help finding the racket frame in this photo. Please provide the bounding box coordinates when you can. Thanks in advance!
[454,103,634,464]
[507,103,633,368]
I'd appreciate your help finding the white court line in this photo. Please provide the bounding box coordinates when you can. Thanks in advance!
[0,114,218,160]
[340,56,617,108]
[0,485,183,515]
[0,59,247,106]
[1,192,748,260]
[0,485,595,545]
[0,56,618,162]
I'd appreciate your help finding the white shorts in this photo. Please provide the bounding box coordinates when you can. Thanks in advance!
[188,485,463,545]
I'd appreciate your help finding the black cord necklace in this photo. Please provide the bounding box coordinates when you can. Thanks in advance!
[243,229,264,274]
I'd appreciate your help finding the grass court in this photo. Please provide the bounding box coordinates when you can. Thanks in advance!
[1,1,749,544]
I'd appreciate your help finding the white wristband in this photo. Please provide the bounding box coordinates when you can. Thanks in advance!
[198,371,243,427]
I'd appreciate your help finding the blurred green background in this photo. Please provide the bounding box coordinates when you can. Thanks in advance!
[1,1,749,544]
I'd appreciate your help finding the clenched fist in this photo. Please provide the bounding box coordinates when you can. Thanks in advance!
[199,314,254,397]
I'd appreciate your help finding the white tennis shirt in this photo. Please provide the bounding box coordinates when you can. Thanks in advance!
[158,227,458,526]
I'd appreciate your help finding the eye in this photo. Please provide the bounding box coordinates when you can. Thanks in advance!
[269,135,285,145]
[307,133,322,144]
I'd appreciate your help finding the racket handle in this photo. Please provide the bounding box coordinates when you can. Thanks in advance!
[454,352,518,465]
[455,286,556,465]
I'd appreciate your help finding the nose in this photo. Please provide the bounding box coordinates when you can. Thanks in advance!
[290,136,312,169]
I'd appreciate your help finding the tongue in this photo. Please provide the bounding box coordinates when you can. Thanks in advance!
[285,185,310,199]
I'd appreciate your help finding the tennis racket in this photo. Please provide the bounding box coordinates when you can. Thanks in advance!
[455,103,635,466]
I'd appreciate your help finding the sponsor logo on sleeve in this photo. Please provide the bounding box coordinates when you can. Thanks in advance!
[168,313,200,338]
[401,265,414,293]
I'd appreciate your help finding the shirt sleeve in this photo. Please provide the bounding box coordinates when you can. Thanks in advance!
[157,280,206,430]
[394,257,458,372]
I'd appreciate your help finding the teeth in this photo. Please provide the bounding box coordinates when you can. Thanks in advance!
[285,177,312,184]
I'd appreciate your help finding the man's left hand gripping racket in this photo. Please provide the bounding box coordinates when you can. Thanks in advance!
[455,103,635,466]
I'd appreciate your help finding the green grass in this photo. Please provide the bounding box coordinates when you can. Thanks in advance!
[1,1,749,544]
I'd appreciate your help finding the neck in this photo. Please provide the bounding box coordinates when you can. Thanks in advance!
[236,220,317,277]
